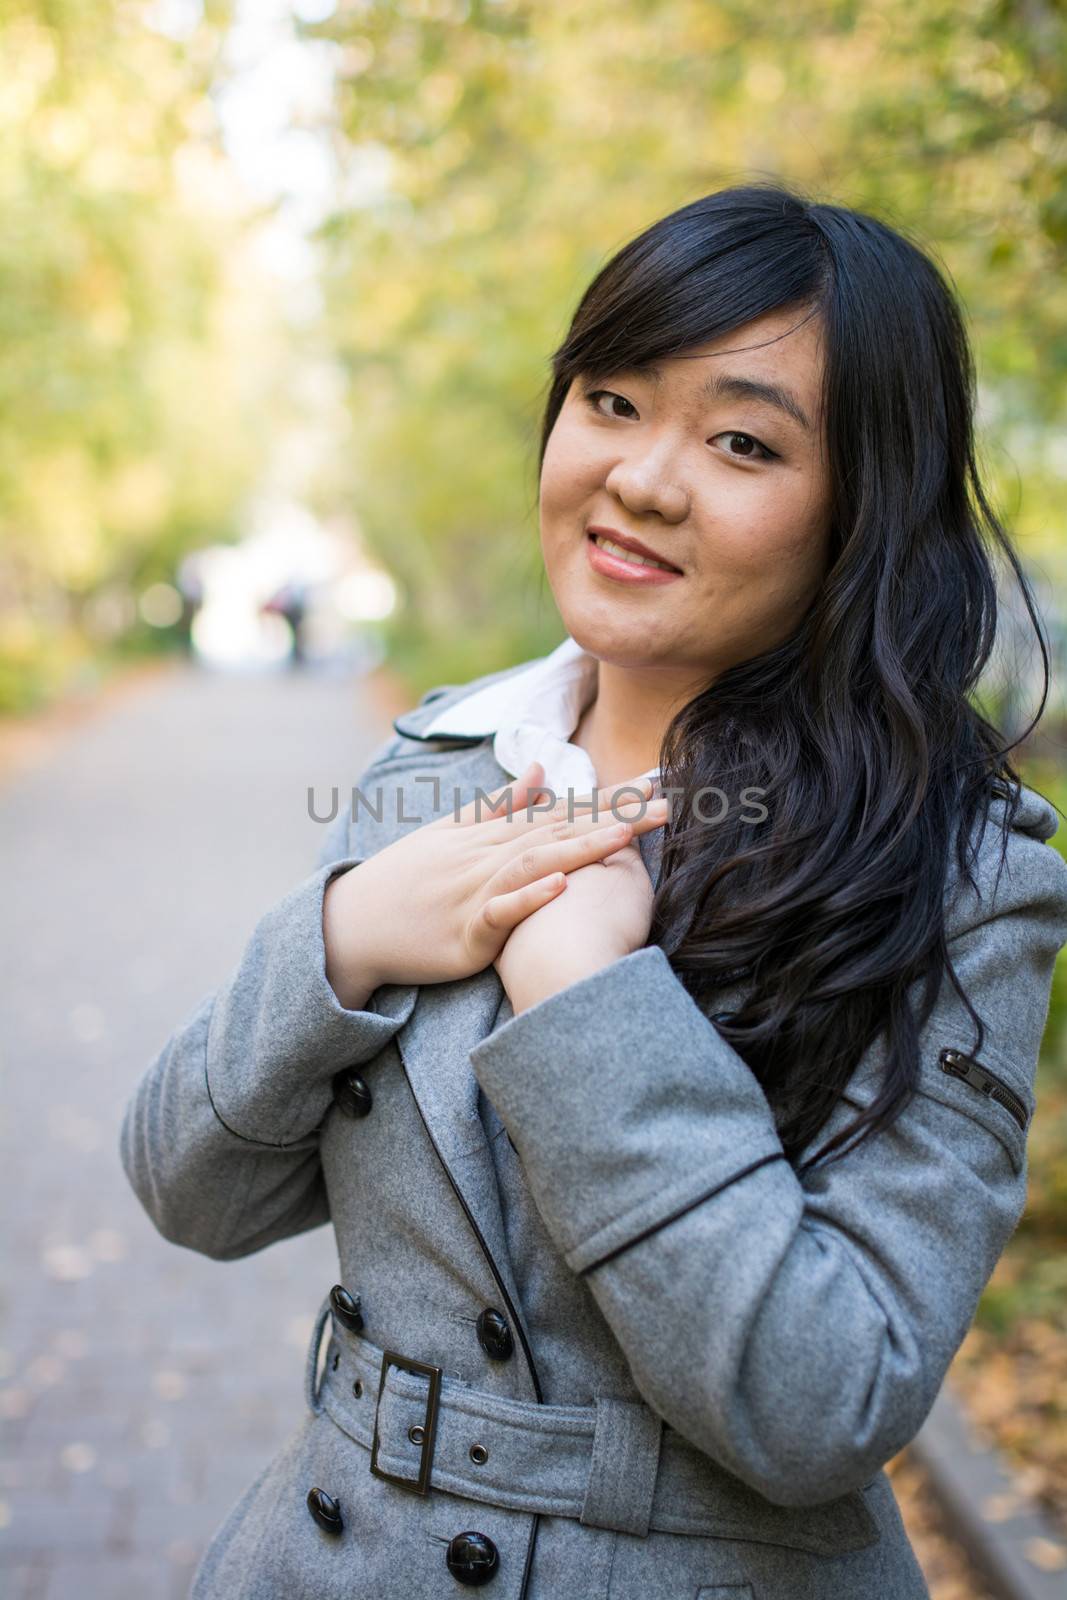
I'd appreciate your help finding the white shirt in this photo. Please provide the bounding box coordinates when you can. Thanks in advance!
[420,634,661,800]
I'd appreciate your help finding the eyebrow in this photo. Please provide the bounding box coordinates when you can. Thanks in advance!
[625,360,813,434]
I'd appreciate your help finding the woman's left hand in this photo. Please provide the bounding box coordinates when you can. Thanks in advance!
[493,831,657,1013]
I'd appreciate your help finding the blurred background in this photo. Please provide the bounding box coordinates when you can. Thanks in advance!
[1,1,1065,1596]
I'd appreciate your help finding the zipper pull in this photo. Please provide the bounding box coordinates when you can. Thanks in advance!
[938,1047,1029,1132]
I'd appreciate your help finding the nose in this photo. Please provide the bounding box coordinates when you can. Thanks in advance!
[603,435,690,524]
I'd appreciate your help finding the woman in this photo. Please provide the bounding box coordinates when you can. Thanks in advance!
[120,183,1067,1599]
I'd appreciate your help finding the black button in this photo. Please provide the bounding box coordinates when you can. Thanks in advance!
[332,1068,373,1118]
[306,1486,343,1533]
[445,1530,499,1586]
[476,1308,513,1361]
[711,1011,736,1026]
[330,1284,364,1333]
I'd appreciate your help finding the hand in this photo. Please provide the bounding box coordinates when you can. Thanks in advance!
[493,833,658,1014]
[322,760,668,1008]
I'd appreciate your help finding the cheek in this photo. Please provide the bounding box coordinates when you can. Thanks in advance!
[711,478,829,576]
[540,424,603,521]
[769,486,833,581]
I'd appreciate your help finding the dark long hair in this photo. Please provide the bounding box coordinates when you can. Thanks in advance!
[537,182,1053,1177]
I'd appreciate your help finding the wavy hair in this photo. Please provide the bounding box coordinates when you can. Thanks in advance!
[536,182,1053,1177]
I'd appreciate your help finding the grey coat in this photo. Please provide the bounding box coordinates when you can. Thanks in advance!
[119,661,1067,1600]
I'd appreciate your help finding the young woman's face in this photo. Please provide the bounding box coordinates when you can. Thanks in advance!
[539,305,833,680]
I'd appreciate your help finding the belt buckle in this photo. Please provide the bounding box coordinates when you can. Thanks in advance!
[369,1348,442,1496]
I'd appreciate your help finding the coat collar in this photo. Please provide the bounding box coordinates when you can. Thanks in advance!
[390,658,552,745]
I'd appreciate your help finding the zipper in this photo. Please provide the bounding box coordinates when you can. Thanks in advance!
[938,1047,1030,1131]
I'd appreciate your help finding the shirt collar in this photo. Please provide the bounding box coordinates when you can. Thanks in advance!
[421,635,661,797]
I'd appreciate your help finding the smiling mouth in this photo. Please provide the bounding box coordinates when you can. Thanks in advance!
[586,531,683,574]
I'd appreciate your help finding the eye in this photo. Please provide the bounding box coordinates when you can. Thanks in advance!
[584,388,638,420]
[583,389,777,462]
[711,431,777,463]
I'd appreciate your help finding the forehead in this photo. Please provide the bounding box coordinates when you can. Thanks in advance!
[648,307,823,391]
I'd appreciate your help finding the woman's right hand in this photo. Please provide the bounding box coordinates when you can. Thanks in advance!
[322,760,668,1008]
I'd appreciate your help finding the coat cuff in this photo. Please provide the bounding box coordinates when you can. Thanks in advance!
[468,944,786,1275]
[204,858,408,1147]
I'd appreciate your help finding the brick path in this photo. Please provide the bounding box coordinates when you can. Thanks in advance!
[0,660,390,1598]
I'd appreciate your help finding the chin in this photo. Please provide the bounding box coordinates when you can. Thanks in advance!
[559,609,658,665]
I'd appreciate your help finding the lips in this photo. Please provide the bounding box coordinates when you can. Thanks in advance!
[586,526,683,573]
[585,531,683,588]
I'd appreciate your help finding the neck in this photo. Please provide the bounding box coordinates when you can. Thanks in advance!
[571,658,707,789]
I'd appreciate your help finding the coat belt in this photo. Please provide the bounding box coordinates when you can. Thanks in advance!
[303,1291,880,1552]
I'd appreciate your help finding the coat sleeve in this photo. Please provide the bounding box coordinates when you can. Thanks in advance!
[118,738,409,1262]
[469,820,1067,1507]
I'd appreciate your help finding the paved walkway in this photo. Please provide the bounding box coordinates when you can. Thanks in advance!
[0,660,392,1598]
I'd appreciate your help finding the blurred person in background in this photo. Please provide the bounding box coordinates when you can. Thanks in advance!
[261,579,310,667]
[175,552,206,658]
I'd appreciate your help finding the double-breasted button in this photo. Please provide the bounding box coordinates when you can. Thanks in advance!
[306,1486,343,1533]
[332,1068,373,1118]
[476,1308,513,1361]
[330,1284,364,1333]
[445,1530,499,1586]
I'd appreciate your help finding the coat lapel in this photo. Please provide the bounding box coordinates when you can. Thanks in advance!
[352,720,526,1309]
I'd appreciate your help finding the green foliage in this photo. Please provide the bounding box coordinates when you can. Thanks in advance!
[0,0,276,712]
